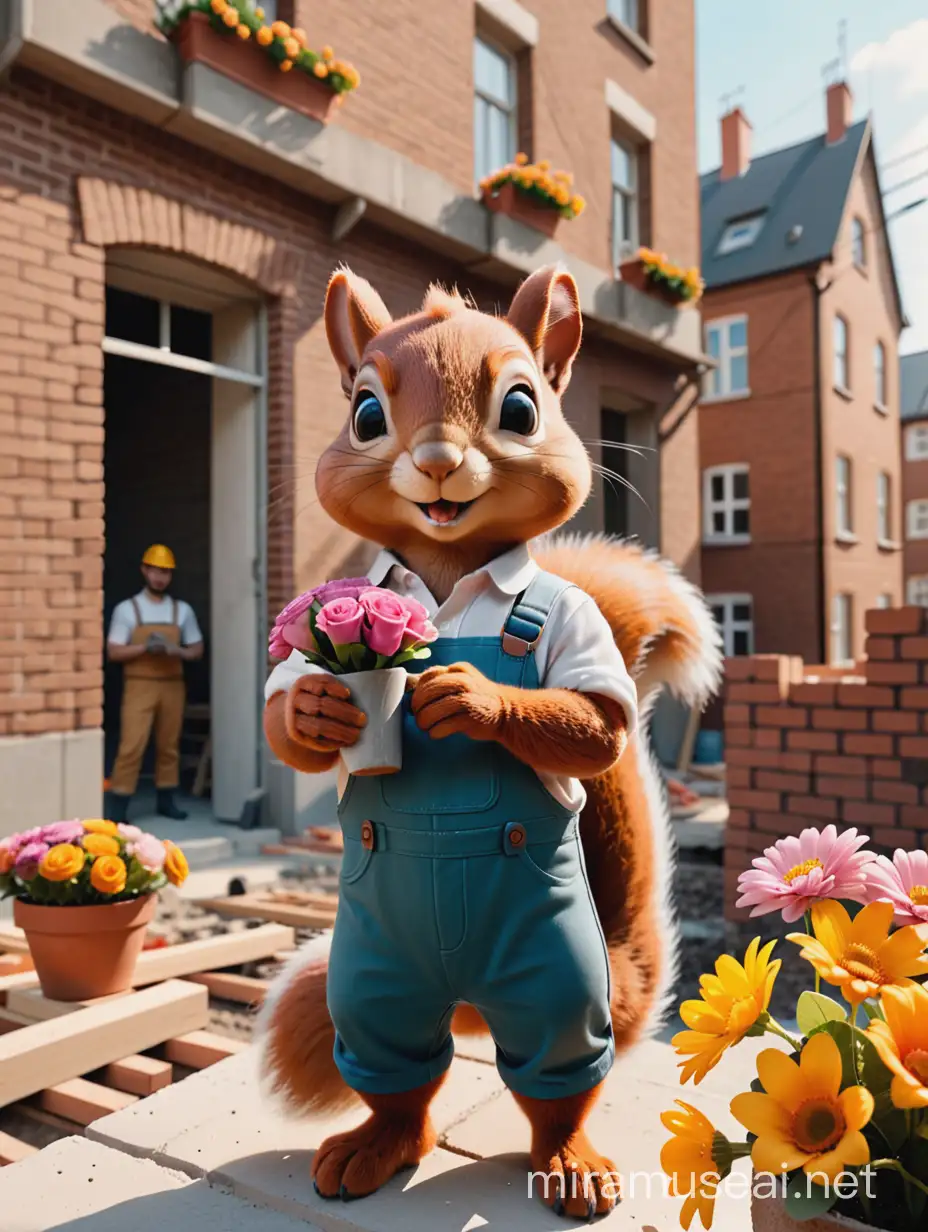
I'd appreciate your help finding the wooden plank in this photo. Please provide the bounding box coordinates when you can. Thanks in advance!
[7,988,129,1023]
[164,1030,248,1069]
[1,923,295,1006]
[0,1130,37,1165]
[0,1010,34,1034]
[0,979,207,1109]
[197,894,337,930]
[187,971,268,1006]
[0,955,33,976]
[39,1077,138,1125]
[0,925,30,955]
[101,1055,174,1097]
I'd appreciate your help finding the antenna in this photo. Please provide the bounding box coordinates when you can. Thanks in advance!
[823,19,849,84]
[719,86,745,116]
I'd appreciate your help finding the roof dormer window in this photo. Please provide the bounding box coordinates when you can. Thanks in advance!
[716,212,766,255]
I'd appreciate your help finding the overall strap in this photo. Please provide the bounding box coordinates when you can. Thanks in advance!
[501,571,573,659]
[130,597,143,627]
[170,598,177,626]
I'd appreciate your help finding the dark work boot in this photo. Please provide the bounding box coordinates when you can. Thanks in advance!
[107,792,132,824]
[156,789,188,821]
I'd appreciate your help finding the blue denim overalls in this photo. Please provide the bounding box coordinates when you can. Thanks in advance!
[327,571,614,1100]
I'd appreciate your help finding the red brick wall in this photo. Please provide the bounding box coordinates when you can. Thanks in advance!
[723,606,928,919]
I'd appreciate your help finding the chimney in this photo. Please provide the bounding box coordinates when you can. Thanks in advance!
[826,80,853,145]
[720,107,752,180]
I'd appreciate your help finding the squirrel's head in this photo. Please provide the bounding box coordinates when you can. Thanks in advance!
[316,264,592,555]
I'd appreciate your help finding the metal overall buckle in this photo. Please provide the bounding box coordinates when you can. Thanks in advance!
[501,630,541,658]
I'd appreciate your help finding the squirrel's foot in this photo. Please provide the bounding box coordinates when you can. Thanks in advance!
[311,1079,442,1201]
[529,1130,621,1220]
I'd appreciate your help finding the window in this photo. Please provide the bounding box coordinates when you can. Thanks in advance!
[607,0,639,31]
[708,595,754,657]
[716,212,766,256]
[907,500,928,540]
[907,425,928,461]
[703,465,750,544]
[834,315,850,392]
[474,37,516,184]
[831,594,853,666]
[908,576,928,607]
[852,217,866,269]
[876,594,892,609]
[874,342,887,410]
[704,317,749,400]
[877,472,892,543]
[835,455,853,537]
[611,138,639,266]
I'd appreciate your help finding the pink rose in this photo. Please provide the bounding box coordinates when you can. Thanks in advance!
[16,841,49,880]
[41,820,85,846]
[358,588,411,657]
[316,596,366,646]
[117,824,143,841]
[400,596,439,648]
[313,578,370,605]
[128,835,166,873]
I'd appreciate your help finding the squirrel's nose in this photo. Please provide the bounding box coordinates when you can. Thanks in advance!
[412,441,464,481]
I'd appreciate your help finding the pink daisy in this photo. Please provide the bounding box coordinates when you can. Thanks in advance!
[865,849,928,926]
[735,825,872,923]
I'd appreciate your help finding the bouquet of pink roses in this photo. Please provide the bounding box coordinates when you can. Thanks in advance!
[268,578,438,674]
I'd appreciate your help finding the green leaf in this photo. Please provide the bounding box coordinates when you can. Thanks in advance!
[797,991,847,1038]
[861,999,885,1023]
[783,1177,838,1221]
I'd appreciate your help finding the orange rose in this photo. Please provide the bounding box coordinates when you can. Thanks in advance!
[291,27,307,46]
[0,847,13,875]
[279,59,293,72]
[270,20,290,37]
[222,7,239,28]
[236,23,250,40]
[39,844,85,882]
[256,25,273,46]
[90,855,127,895]
[313,62,329,78]
[284,36,300,58]
[83,819,118,836]
[164,842,189,887]
[83,833,120,857]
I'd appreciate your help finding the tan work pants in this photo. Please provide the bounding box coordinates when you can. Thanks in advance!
[109,678,186,794]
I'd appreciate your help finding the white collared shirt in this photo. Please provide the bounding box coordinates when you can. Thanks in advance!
[264,544,638,812]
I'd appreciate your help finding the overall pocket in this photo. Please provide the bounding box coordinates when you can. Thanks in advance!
[517,833,583,887]
[339,835,373,886]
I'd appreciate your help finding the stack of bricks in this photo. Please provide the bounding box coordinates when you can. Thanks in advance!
[723,606,928,920]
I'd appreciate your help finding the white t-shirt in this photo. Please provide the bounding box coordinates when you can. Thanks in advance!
[107,592,203,647]
[264,544,638,813]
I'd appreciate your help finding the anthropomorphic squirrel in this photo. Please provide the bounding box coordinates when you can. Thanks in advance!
[259,265,721,1218]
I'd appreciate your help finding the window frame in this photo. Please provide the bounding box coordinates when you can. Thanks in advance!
[716,213,766,256]
[703,315,750,402]
[906,423,928,461]
[907,499,928,541]
[473,35,518,186]
[834,313,851,394]
[874,341,888,413]
[877,471,892,545]
[851,217,867,270]
[607,0,640,33]
[611,136,639,268]
[908,576,928,607]
[830,593,854,667]
[707,593,754,658]
[702,464,750,546]
[835,455,854,539]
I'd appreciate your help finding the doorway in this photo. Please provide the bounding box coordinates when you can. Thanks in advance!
[102,253,266,823]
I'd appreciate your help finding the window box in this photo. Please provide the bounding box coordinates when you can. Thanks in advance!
[481,159,584,239]
[482,179,561,237]
[618,250,702,308]
[164,9,357,125]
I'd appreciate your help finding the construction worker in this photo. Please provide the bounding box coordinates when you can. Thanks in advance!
[106,545,204,822]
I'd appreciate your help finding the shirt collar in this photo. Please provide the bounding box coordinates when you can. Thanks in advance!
[364,544,538,597]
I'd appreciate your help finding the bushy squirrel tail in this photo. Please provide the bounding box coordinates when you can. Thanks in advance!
[258,534,722,1112]
[535,532,723,1045]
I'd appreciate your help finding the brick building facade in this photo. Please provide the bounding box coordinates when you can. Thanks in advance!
[0,0,704,832]
[901,350,928,605]
[698,83,905,671]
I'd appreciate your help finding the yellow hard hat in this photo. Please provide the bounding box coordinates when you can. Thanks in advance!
[142,544,176,570]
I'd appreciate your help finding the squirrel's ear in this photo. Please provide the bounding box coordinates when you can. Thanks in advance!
[324,268,393,394]
[506,266,582,394]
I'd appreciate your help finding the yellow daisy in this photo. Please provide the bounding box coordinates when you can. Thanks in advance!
[867,983,928,1108]
[660,1101,725,1230]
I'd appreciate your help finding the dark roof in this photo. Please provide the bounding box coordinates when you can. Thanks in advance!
[700,120,870,290]
[902,351,928,422]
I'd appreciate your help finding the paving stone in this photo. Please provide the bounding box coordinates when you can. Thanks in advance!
[0,1135,319,1232]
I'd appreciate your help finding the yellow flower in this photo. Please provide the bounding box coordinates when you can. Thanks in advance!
[321,45,334,60]
[82,833,120,857]
[570,194,586,215]
[164,842,189,887]
[283,36,300,58]
[270,20,291,37]
[236,23,250,40]
[537,159,551,171]
[256,25,273,46]
[673,938,780,1085]
[867,983,928,1108]
[209,0,227,12]
[39,844,85,882]
[83,819,118,836]
[90,854,127,896]
[221,7,239,28]
[279,58,293,72]
[731,1034,873,1186]
[313,61,329,77]
[255,6,264,17]
[660,1102,724,1231]
[788,899,928,1006]
[515,151,528,165]
[555,187,569,206]
[291,27,307,47]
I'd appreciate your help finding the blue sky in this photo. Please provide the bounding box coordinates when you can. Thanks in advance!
[696,1,928,355]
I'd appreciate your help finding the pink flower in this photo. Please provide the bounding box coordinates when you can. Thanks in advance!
[268,579,370,660]
[117,824,143,841]
[400,595,439,648]
[15,841,49,880]
[735,825,872,923]
[316,596,366,646]
[358,587,412,657]
[866,849,928,926]
[40,820,85,846]
[128,835,166,873]
[5,827,44,855]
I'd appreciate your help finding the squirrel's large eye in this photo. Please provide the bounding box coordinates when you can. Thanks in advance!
[499,384,538,436]
[352,391,387,442]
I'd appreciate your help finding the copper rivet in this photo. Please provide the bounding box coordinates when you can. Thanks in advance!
[510,826,525,847]
[361,821,374,850]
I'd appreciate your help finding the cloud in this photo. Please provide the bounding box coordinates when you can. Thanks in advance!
[851,19,928,97]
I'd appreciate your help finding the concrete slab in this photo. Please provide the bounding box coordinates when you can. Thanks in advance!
[0,1135,320,1232]
[89,1046,506,1178]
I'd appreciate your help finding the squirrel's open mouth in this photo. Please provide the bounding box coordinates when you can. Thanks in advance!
[415,498,477,527]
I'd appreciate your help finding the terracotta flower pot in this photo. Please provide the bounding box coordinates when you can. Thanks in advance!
[752,1193,879,1232]
[14,895,156,1002]
[618,256,687,308]
[482,180,561,238]
[171,12,337,124]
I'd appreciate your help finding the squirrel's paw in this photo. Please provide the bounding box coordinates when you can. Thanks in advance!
[410,661,504,741]
[530,1133,621,1220]
[285,674,367,753]
[312,1111,434,1200]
